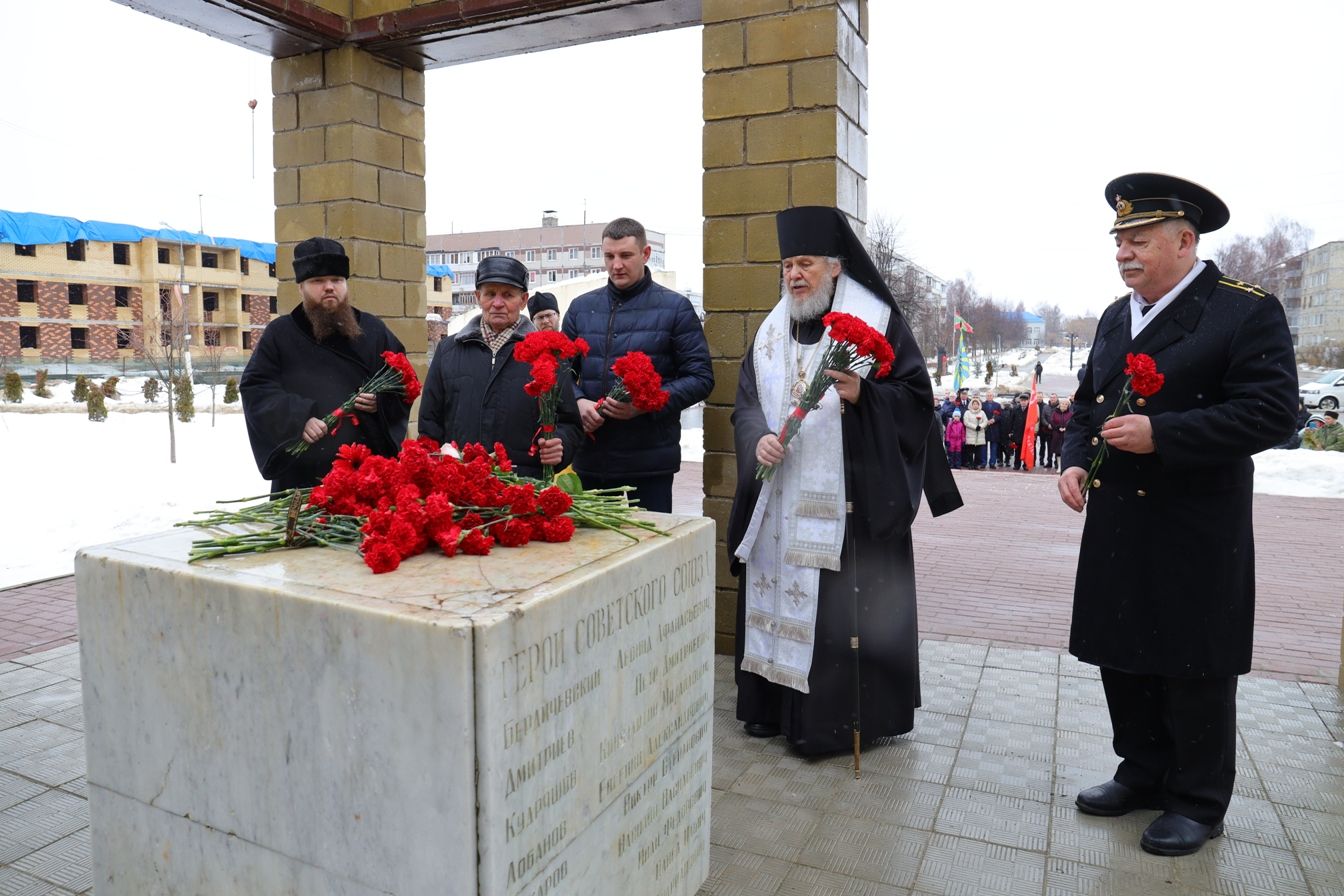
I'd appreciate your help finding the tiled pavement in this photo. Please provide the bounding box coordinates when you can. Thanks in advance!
[2,468,1341,894]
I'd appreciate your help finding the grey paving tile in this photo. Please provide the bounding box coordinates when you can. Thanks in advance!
[933,786,1050,851]
[839,739,956,788]
[0,668,64,701]
[0,721,82,764]
[1057,672,1107,708]
[0,789,88,864]
[698,843,792,896]
[919,641,987,668]
[0,704,35,732]
[948,747,1054,803]
[1257,762,1344,814]
[710,791,820,861]
[968,689,1056,728]
[0,769,47,813]
[1277,801,1344,894]
[1,737,86,787]
[0,866,78,895]
[907,710,966,749]
[12,828,91,893]
[1058,654,1101,680]
[729,754,829,809]
[56,776,86,799]
[1054,729,1115,773]
[913,833,1045,895]
[918,683,975,717]
[1296,680,1342,710]
[1237,674,1314,708]
[42,705,81,733]
[977,667,1058,701]
[960,716,1055,764]
[1170,837,1310,895]
[1046,802,1174,873]
[1044,857,1214,895]
[1237,699,1334,740]
[1320,709,1344,741]
[920,661,982,693]
[795,812,929,889]
[1056,698,1112,736]
[984,646,1061,675]
[0,681,83,722]
[14,644,79,664]
[775,865,911,895]
[803,767,943,831]
[1221,795,1291,851]
[1241,729,1344,778]
[29,654,81,681]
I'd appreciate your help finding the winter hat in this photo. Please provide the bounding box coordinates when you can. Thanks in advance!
[292,237,349,282]
[952,410,962,418]
[1326,410,1340,421]
[527,292,559,317]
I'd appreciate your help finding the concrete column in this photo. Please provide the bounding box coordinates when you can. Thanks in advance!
[701,0,869,653]
[272,45,428,367]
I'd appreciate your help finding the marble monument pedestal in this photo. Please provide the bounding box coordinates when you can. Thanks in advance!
[75,514,714,895]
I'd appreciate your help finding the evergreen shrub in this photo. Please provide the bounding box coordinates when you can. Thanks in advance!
[3,372,22,403]
[87,387,108,422]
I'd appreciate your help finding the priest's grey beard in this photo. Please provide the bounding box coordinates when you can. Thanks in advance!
[785,270,836,322]
[306,300,362,341]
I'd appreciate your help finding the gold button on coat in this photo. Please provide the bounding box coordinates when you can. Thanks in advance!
[1091,436,1100,446]
[1095,394,1105,403]
[1092,479,1101,489]
[1136,397,1147,407]
[1136,489,1147,497]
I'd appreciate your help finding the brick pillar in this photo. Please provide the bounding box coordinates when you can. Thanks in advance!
[701,1,869,654]
[272,45,428,369]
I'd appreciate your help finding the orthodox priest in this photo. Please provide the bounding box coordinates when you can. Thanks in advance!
[241,237,410,494]
[728,206,962,756]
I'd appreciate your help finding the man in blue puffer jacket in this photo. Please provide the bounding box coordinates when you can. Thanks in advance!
[561,217,713,512]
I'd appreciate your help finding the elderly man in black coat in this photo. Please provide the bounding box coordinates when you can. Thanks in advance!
[241,237,410,493]
[419,257,580,477]
[1059,174,1298,857]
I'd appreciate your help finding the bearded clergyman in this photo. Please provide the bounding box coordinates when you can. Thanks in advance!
[241,236,410,494]
[726,206,963,756]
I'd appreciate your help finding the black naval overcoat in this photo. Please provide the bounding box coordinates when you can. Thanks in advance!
[1061,262,1298,677]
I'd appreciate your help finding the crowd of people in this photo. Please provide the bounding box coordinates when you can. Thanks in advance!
[936,385,1074,471]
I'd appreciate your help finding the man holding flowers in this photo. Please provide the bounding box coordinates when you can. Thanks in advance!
[727,206,961,756]
[1059,174,1298,856]
[242,237,410,493]
[419,256,580,479]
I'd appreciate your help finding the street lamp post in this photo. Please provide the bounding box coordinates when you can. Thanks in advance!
[160,223,194,382]
[1066,332,1078,369]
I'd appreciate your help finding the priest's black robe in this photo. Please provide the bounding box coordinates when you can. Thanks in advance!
[241,305,410,494]
[727,311,961,755]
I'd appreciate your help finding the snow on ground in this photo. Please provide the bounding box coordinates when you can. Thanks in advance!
[1,373,1339,590]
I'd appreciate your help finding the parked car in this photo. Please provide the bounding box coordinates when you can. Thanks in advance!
[1300,369,1344,410]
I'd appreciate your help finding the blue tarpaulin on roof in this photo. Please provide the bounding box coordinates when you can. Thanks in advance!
[0,210,456,276]
[0,209,277,264]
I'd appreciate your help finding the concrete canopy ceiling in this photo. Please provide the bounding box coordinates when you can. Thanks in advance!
[112,0,702,67]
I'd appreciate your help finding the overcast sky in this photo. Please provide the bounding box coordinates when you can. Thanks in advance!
[4,1,1341,319]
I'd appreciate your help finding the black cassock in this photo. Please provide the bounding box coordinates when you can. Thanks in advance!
[727,311,961,755]
[241,305,410,494]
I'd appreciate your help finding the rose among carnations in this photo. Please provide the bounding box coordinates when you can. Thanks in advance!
[756,311,895,480]
[286,351,421,456]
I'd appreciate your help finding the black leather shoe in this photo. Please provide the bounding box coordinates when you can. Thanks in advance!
[1075,779,1162,817]
[1141,812,1224,856]
[744,722,780,738]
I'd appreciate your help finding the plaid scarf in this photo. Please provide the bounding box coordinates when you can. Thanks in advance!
[480,317,521,357]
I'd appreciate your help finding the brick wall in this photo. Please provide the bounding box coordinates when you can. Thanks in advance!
[36,281,70,359]
[87,284,119,360]
[0,279,18,357]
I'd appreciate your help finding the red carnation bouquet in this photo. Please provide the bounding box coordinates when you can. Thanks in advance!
[1081,352,1164,499]
[286,351,421,456]
[757,311,895,480]
[597,351,670,414]
[514,331,589,480]
[182,439,662,574]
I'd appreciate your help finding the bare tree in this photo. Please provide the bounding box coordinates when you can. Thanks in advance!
[134,284,190,463]
[1034,303,1065,345]
[868,215,937,350]
[196,326,228,427]
[1213,217,1312,285]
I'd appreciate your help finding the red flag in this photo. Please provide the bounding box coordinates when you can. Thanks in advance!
[1021,375,1039,471]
